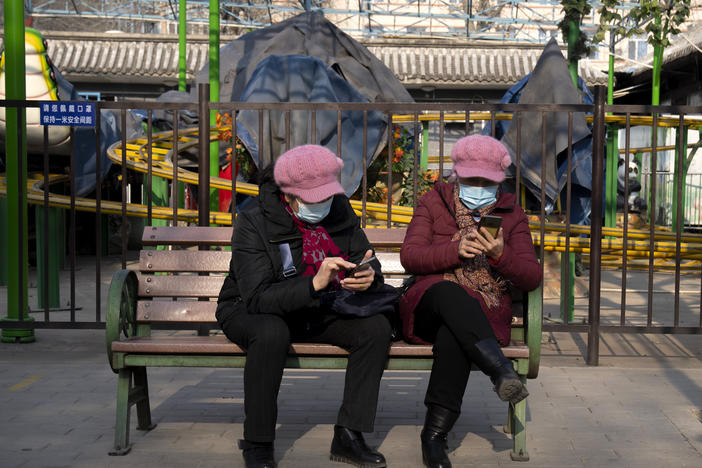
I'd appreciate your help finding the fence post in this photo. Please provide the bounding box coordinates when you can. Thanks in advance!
[198,83,211,226]
[208,0,220,214]
[1,0,34,343]
[587,85,606,365]
[178,0,187,92]
[0,199,6,286]
[605,124,619,229]
[197,83,211,337]
[672,126,688,232]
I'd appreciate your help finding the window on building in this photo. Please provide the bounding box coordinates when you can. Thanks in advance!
[628,34,649,60]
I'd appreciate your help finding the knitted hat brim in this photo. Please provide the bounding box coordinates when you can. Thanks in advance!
[454,166,505,183]
[285,180,345,203]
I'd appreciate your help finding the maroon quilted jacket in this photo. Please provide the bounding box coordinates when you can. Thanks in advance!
[399,182,542,345]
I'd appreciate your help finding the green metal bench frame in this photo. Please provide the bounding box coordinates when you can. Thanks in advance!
[106,226,542,460]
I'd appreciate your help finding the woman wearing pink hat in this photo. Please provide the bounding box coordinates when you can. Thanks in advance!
[216,145,391,468]
[399,135,542,468]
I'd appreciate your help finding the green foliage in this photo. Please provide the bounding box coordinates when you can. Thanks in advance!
[398,168,439,207]
[389,125,415,173]
[558,0,594,59]
[365,124,438,207]
[630,0,692,48]
[593,0,643,45]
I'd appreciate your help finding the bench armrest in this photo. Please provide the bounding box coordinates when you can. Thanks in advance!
[524,284,543,379]
[106,270,139,373]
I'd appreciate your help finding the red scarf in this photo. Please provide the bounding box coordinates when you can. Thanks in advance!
[282,196,347,289]
[444,184,506,310]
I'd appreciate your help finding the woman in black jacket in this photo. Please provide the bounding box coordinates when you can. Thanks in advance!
[216,145,392,468]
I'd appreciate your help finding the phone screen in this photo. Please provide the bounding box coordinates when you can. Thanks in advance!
[348,256,376,275]
[478,215,502,238]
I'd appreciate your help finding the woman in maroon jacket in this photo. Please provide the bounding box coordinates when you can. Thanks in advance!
[399,135,542,468]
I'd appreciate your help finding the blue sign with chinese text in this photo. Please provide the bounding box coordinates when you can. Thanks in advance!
[39,101,96,127]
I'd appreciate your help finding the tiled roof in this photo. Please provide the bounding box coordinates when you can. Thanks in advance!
[2,31,608,88]
[43,32,209,86]
[364,39,607,88]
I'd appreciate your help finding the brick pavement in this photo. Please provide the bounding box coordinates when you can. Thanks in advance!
[2,329,702,467]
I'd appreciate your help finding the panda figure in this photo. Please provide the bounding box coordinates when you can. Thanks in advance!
[617,158,647,213]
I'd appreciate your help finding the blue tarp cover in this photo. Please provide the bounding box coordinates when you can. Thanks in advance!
[235,54,387,197]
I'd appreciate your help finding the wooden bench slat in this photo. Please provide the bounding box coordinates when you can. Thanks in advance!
[140,250,231,273]
[112,335,529,359]
[138,275,225,297]
[137,301,218,322]
[135,300,523,327]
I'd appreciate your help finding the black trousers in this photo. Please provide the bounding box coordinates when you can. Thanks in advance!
[218,305,392,443]
[414,281,497,414]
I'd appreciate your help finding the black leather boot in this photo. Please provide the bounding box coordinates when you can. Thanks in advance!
[472,339,529,404]
[330,425,386,467]
[238,439,276,468]
[421,404,459,468]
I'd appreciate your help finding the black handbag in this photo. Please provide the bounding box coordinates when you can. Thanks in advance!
[329,283,403,340]
[330,283,400,318]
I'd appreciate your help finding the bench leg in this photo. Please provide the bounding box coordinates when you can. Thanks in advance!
[110,369,133,456]
[504,403,514,435]
[133,367,157,431]
[509,377,529,462]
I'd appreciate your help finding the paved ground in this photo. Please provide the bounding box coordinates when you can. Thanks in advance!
[2,328,702,468]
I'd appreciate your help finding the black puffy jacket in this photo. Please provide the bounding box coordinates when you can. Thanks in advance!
[216,181,383,326]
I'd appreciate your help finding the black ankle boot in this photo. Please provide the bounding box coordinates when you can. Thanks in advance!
[238,439,276,468]
[421,404,459,468]
[330,425,386,467]
[472,339,529,404]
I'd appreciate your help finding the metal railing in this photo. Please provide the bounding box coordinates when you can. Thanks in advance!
[644,172,702,227]
[2,84,702,365]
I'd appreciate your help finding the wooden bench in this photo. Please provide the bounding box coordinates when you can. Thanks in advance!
[106,225,542,460]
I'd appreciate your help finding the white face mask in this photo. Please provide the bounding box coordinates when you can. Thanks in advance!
[296,198,333,224]
[458,183,498,210]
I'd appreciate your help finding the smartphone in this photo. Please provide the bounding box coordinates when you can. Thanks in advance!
[347,255,377,276]
[478,215,503,238]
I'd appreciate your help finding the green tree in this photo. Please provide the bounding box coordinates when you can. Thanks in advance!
[593,0,644,105]
[631,1,692,230]
[630,0,692,105]
[558,0,594,86]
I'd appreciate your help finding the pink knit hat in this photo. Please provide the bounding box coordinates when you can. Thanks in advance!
[451,135,512,183]
[274,145,345,203]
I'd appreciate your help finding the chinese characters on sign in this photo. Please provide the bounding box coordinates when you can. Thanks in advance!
[39,102,96,127]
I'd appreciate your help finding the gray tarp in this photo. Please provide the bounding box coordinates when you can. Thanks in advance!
[196,11,413,105]
[500,39,593,206]
[235,54,387,197]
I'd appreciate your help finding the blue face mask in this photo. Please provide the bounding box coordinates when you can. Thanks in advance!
[458,183,498,210]
[296,198,333,224]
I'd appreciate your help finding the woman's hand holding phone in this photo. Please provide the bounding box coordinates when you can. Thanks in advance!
[475,226,504,260]
[312,256,355,291]
[458,222,504,261]
[341,250,376,292]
